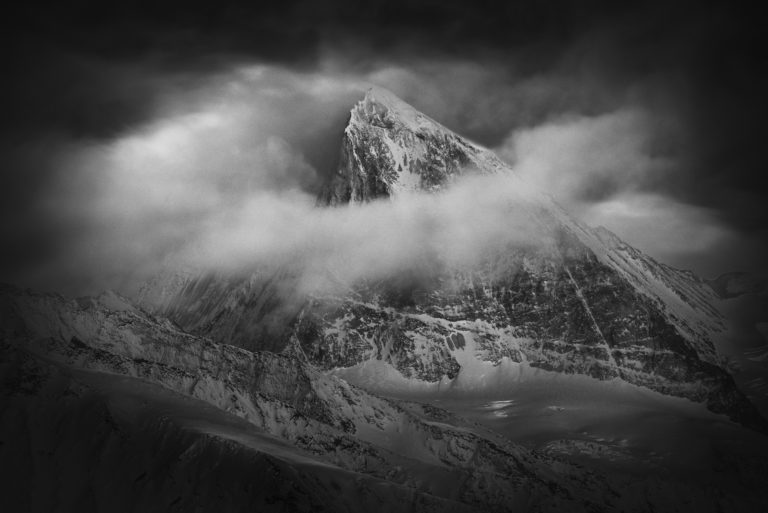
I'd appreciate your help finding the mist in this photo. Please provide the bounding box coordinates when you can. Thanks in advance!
[5,60,762,296]
[182,172,551,294]
[496,108,755,274]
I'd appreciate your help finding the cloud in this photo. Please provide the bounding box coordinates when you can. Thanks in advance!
[488,106,768,277]
[358,59,625,146]
[182,173,548,296]
[2,44,766,295]
[582,193,732,268]
[28,132,550,296]
[7,62,568,296]
[0,64,360,293]
[498,108,673,204]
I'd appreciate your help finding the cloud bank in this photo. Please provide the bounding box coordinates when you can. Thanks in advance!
[3,0,766,295]
[23,71,551,295]
[5,59,765,296]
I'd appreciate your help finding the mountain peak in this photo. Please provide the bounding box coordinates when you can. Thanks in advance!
[319,87,507,205]
[352,87,434,132]
[361,86,404,108]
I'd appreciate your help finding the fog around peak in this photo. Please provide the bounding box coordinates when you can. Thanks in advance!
[2,1,767,294]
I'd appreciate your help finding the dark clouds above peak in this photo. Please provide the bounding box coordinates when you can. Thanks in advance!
[1,0,767,292]
[5,0,764,133]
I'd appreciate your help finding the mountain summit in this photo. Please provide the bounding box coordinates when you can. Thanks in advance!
[319,87,509,204]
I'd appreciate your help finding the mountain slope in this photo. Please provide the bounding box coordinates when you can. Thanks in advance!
[5,284,768,512]
[2,284,633,513]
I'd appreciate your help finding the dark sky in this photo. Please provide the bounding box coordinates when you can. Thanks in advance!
[1,0,767,293]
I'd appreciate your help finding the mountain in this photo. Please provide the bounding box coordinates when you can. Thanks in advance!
[141,88,764,432]
[5,89,768,512]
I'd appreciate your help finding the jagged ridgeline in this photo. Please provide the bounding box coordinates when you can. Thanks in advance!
[140,88,766,432]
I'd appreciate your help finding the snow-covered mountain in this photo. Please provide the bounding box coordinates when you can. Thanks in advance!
[4,89,768,512]
[140,88,765,432]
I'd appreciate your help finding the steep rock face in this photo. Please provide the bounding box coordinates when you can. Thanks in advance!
[140,90,763,431]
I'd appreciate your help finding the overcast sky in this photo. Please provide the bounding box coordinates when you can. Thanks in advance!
[1,0,766,294]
